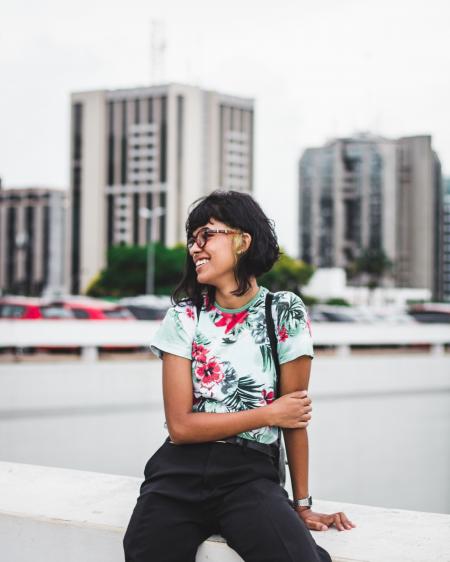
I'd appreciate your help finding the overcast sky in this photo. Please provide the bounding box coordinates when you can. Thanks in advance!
[1,0,449,255]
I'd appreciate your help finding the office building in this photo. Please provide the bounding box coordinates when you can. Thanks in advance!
[441,178,450,301]
[70,83,254,293]
[299,134,442,296]
[0,183,68,296]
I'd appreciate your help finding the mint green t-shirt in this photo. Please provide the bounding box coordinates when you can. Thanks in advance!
[150,286,314,444]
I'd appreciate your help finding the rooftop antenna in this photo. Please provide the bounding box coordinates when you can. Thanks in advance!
[150,20,166,85]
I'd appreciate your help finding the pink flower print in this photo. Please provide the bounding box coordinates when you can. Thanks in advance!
[278,325,288,342]
[262,389,275,404]
[214,310,249,334]
[186,307,195,320]
[306,316,312,336]
[195,359,224,388]
[192,342,208,363]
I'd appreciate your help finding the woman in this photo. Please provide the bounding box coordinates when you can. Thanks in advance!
[124,190,354,562]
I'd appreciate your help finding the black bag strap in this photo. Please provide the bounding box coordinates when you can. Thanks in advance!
[265,291,280,397]
[265,290,285,474]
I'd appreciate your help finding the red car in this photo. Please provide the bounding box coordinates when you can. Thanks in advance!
[48,298,135,320]
[0,297,42,319]
[0,296,73,319]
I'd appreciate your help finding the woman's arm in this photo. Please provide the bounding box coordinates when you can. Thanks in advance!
[281,355,355,532]
[162,352,311,444]
[280,356,311,502]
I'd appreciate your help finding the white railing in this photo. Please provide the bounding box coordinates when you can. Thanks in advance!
[0,461,449,562]
[0,320,449,360]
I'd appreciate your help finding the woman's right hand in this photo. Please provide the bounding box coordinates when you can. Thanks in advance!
[267,391,312,429]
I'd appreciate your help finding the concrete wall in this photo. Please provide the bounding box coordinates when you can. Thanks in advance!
[1,461,449,562]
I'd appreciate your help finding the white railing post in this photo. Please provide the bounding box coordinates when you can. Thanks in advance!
[81,346,99,362]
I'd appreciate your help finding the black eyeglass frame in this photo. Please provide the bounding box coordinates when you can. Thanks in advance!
[187,227,240,250]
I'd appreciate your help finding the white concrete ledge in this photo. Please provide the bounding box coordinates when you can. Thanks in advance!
[1,461,449,562]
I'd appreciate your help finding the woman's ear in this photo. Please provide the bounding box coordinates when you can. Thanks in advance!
[239,232,252,254]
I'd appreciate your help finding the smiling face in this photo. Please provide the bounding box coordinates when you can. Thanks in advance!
[188,219,247,288]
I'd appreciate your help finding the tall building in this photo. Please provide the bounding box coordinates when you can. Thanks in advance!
[298,134,442,296]
[441,178,450,302]
[70,83,254,293]
[0,183,68,296]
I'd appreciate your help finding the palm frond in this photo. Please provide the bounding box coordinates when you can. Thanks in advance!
[222,375,263,411]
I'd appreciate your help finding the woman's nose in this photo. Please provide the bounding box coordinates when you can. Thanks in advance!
[189,241,201,255]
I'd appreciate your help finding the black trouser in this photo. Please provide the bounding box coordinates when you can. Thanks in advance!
[123,440,331,562]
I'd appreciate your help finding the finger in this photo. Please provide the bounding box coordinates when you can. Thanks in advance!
[340,512,356,529]
[333,513,345,531]
[305,518,328,532]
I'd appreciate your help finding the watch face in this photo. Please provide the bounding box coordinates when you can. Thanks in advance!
[294,496,312,507]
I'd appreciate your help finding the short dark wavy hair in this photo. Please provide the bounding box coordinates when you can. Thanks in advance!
[173,190,280,308]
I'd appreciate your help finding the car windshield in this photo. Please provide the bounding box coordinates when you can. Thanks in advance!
[72,308,90,319]
[40,306,74,319]
[103,308,132,319]
[0,304,26,318]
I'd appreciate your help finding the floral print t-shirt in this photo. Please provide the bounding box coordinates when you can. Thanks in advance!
[150,286,313,444]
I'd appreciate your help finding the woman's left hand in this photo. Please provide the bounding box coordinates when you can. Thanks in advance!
[296,508,356,531]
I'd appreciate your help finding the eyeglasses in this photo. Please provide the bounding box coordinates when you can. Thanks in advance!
[187,227,240,250]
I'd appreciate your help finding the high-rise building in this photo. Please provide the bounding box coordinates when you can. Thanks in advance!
[0,183,68,296]
[298,134,442,296]
[441,178,450,302]
[70,83,254,294]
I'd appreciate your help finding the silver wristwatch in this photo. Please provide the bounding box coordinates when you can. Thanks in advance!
[293,495,313,508]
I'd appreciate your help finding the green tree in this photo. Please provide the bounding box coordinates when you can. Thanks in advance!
[258,252,315,295]
[348,247,392,292]
[86,243,186,298]
[325,297,351,307]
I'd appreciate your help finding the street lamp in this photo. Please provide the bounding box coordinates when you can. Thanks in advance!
[139,206,165,295]
[15,231,28,295]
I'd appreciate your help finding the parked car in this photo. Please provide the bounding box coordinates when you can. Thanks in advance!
[0,296,74,319]
[48,297,135,320]
[408,303,450,323]
[120,295,171,321]
[0,296,43,319]
[309,305,357,323]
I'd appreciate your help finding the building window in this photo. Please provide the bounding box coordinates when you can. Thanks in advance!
[73,103,83,161]
[6,206,16,291]
[43,205,50,286]
[121,100,127,184]
[219,105,224,186]
[107,101,114,185]
[71,101,83,295]
[25,206,34,294]
[134,98,140,124]
[107,194,114,248]
[160,96,167,183]
[148,97,153,123]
